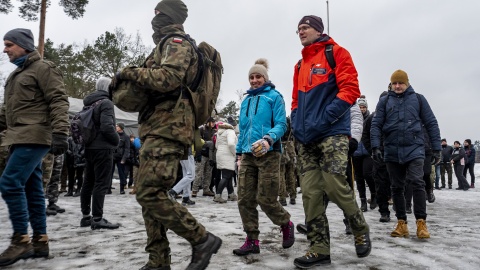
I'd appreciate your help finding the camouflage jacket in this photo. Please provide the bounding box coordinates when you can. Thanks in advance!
[0,50,69,146]
[120,25,199,146]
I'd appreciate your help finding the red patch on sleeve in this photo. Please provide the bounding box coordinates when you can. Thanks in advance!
[172,38,183,43]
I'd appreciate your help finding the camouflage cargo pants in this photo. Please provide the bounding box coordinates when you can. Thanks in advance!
[192,156,213,192]
[298,135,368,255]
[238,151,291,240]
[136,137,206,268]
[279,160,297,200]
[42,153,64,204]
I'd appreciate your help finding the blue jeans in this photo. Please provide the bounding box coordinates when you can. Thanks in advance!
[0,144,50,234]
[435,164,441,188]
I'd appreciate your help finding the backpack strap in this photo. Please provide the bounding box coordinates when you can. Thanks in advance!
[325,44,336,70]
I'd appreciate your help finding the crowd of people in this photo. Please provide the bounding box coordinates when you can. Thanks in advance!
[0,0,477,269]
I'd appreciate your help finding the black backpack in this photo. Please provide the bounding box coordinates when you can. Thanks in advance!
[70,99,104,145]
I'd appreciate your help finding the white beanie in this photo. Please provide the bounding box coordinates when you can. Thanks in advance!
[96,77,112,92]
[357,95,368,108]
[248,58,269,81]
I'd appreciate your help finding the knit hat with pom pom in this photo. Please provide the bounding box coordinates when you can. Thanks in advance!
[248,58,269,81]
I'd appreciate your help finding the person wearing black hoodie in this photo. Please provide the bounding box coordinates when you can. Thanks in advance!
[462,139,476,188]
[79,77,120,230]
[452,141,470,191]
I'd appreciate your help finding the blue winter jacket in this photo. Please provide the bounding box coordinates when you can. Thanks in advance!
[236,82,287,155]
[370,86,441,164]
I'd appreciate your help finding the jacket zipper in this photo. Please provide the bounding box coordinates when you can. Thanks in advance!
[254,96,260,115]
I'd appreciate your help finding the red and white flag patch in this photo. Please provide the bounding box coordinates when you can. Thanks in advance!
[172,38,183,43]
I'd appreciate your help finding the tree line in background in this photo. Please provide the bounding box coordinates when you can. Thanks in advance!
[42,28,150,98]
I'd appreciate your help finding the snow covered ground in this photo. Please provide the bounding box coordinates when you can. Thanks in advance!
[1,167,479,270]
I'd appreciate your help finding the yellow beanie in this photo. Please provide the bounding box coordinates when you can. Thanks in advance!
[390,70,409,86]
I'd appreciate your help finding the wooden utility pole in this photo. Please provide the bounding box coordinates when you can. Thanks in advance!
[38,0,47,58]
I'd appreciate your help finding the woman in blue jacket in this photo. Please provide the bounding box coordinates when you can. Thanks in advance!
[233,59,294,257]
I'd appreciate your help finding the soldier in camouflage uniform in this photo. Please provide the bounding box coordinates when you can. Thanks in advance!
[278,117,297,206]
[233,58,295,257]
[112,1,221,269]
[291,16,371,268]
[42,153,66,216]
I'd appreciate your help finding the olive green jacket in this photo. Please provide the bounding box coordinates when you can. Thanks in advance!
[120,24,199,147]
[0,50,70,146]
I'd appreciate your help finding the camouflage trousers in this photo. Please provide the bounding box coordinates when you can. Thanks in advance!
[192,156,213,192]
[298,135,369,255]
[0,145,9,176]
[42,153,64,204]
[238,151,291,240]
[279,160,297,199]
[136,137,206,268]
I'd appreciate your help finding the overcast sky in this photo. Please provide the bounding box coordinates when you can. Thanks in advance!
[1,0,479,143]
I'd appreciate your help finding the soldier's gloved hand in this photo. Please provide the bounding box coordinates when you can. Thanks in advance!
[432,150,441,165]
[251,139,270,157]
[109,72,122,92]
[50,133,68,156]
[372,148,383,162]
[348,138,358,156]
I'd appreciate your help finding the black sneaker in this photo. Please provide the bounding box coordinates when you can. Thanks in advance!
[48,203,65,213]
[182,198,196,206]
[80,216,92,227]
[106,189,112,195]
[406,206,412,214]
[354,232,371,258]
[293,252,331,268]
[279,198,287,206]
[120,190,125,195]
[91,218,119,230]
[168,189,177,199]
[427,191,435,203]
[379,214,391,223]
[343,219,352,235]
[290,198,296,205]
[187,232,222,270]
[296,223,307,235]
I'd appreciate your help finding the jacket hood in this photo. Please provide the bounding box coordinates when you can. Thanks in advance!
[84,90,109,106]
[217,123,234,130]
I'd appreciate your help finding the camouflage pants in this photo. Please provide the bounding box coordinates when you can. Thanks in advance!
[192,156,212,192]
[298,135,368,255]
[136,137,206,268]
[279,160,297,199]
[0,145,9,176]
[238,151,291,240]
[42,153,64,204]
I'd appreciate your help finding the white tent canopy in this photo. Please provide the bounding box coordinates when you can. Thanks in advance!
[68,97,139,137]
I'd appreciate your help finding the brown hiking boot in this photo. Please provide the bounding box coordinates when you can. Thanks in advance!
[416,219,430,239]
[202,190,215,197]
[32,233,49,258]
[0,233,34,267]
[391,220,409,237]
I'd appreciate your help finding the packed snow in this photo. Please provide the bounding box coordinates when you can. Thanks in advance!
[0,167,479,270]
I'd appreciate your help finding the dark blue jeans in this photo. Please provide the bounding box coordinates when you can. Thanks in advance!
[0,144,50,234]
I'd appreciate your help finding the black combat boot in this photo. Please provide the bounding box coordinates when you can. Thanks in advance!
[187,232,222,270]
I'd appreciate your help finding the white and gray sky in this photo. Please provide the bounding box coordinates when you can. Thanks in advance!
[1,0,479,142]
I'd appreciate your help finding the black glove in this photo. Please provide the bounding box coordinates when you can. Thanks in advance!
[108,72,122,92]
[209,159,216,167]
[50,133,68,156]
[348,138,358,156]
[432,150,441,165]
[194,153,202,163]
[372,148,383,162]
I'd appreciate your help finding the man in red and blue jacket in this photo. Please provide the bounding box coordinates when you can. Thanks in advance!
[291,15,371,269]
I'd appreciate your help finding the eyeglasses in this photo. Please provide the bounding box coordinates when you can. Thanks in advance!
[296,25,311,34]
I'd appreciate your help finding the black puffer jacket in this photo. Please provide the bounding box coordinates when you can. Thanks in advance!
[83,90,119,150]
[114,131,130,162]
